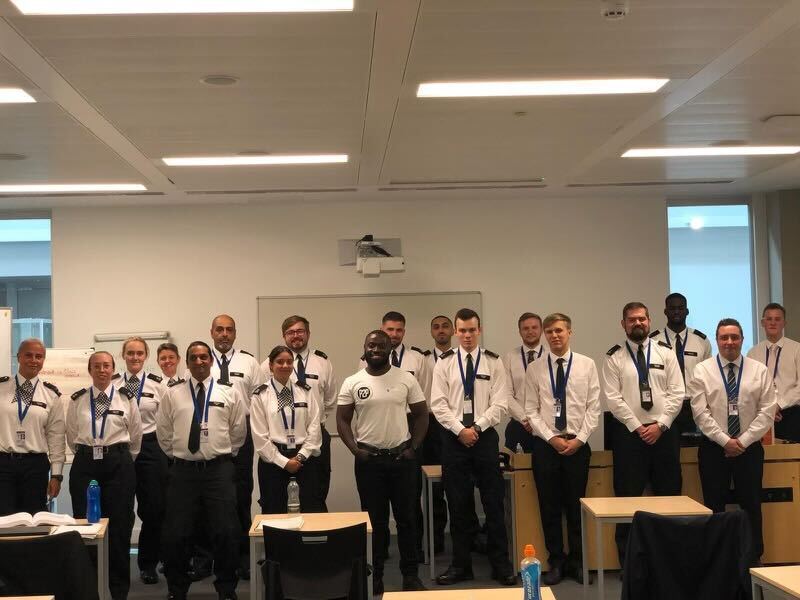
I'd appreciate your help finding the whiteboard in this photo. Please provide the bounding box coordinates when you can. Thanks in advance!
[93,331,171,374]
[0,307,10,377]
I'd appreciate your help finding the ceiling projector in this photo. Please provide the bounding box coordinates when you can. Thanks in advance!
[355,235,405,277]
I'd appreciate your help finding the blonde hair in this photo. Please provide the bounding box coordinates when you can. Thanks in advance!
[543,313,572,329]
[121,336,150,357]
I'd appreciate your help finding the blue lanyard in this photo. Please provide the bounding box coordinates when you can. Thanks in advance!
[717,356,744,400]
[626,341,651,384]
[212,350,234,369]
[766,345,782,379]
[457,348,481,399]
[125,372,146,405]
[393,345,405,366]
[548,353,574,400]
[189,379,213,425]
[271,379,296,431]
[89,386,114,440]
[14,376,38,425]
[521,345,543,372]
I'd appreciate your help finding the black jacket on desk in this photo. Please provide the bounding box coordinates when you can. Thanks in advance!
[622,509,752,600]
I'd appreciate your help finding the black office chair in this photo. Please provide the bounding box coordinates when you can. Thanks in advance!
[0,530,99,600]
[261,522,368,600]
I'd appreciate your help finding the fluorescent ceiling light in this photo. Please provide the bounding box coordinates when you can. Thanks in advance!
[10,0,353,14]
[163,154,349,166]
[623,146,800,157]
[0,88,36,103]
[416,78,669,98]
[0,184,147,193]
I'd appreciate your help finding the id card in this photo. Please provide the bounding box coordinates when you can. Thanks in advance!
[554,399,562,418]
[287,433,297,450]
[200,424,209,443]
[640,383,653,410]
[728,400,739,416]
[16,430,25,443]
[463,395,473,416]
[93,445,104,460]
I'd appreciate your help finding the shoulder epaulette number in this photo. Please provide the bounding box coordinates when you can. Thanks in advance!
[657,340,672,349]
[607,344,621,356]
[314,349,328,360]
[295,381,312,391]
[483,349,499,359]
[439,349,455,359]
[217,379,233,387]
[43,381,61,397]
[240,350,254,357]
[71,388,88,401]
[147,373,163,383]
[111,373,121,380]
[693,329,707,340]
[0,375,8,383]
[252,383,269,395]
[118,387,134,400]
[168,378,185,388]
[649,330,661,338]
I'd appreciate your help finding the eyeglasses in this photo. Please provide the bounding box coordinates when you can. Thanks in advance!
[284,329,308,337]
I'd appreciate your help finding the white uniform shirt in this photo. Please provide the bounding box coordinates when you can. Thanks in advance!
[261,347,336,423]
[67,379,142,459]
[524,350,601,443]
[430,347,510,436]
[337,367,426,448]
[157,376,246,461]
[425,347,452,400]
[504,343,545,422]
[650,327,712,394]
[0,375,67,475]
[689,355,777,448]
[747,337,800,410]
[211,348,266,414]
[601,339,685,431]
[250,378,321,468]
[118,370,164,435]
[359,344,431,405]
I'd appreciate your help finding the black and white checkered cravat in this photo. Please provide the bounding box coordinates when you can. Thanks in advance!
[277,385,293,411]
[125,374,140,396]
[95,391,111,416]
[19,380,34,405]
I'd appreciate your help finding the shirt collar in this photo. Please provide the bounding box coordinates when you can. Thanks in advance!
[458,346,480,361]
[626,339,650,352]
[270,377,289,394]
[435,346,452,358]
[523,343,543,354]
[190,375,214,388]
[392,343,405,356]
[91,383,115,396]
[292,347,310,362]
[718,354,743,369]
[769,337,785,349]
[666,326,687,340]
[214,348,234,361]
[548,349,572,363]
[16,374,39,387]
[125,370,144,381]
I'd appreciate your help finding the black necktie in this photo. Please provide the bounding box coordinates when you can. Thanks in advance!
[188,382,205,453]
[296,354,307,386]
[527,349,536,364]
[392,350,401,368]
[637,344,648,382]
[675,334,686,380]
[19,380,34,406]
[95,391,110,416]
[727,363,740,438]
[463,353,474,426]
[219,354,229,384]
[554,358,567,431]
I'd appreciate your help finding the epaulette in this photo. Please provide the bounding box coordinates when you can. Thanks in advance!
[71,388,88,401]
[657,340,672,349]
[240,350,254,357]
[168,378,185,388]
[118,387,134,400]
[147,373,163,383]
[693,329,707,340]
[410,346,430,356]
[0,376,8,383]
[252,383,269,395]
[607,344,621,356]
[649,330,660,338]
[43,381,61,397]
[483,349,499,359]
[217,379,233,387]
[111,373,121,380]
[314,349,328,360]
[439,349,455,359]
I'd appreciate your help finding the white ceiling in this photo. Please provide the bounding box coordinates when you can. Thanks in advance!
[1,0,800,208]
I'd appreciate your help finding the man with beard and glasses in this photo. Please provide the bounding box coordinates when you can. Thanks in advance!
[337,330,428,595]
[601,301,685,568]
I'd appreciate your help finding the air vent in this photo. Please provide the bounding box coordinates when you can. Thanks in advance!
[568,180,733,188]
[186,188,357,195]
[389,178,545,185]
[380,183,547,192]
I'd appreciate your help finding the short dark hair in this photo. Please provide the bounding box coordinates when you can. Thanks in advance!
[365,330,391,345]
[268,345,294,363]
[622,302,649,320]
[382,311,406,325]
[543,312,572,329]
[157,342,179,357]
[185,341,213,360]
[518,312,542,328]
[88,351,115,371]
[454,308,481,327]
[762,303,786,318]
[430,315,452,326]
[665,292,687,305]
[716,318,744,338]
[281,315,310,334]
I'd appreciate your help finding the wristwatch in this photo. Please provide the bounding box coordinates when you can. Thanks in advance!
[50,474,63,482]
[296,454,307,464]
[472,424,482,434]
[658,423,667,433]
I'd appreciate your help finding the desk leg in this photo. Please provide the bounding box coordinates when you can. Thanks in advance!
[422,472,429,567]
[751,580,760,600]
[250,537,260,600]
[428,477,436,581]
[97,536,108,600]
[367,530,373,599]
[581,506,588,598]
[596,518,604,600]
[509,476,517,572]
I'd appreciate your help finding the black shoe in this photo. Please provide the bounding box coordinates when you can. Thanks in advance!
[140,568,159,584]
[167,592,186,600]
[237,566,250,581]
[187,568,211,582]
[566,563,591,585]
[492,567,517,586]
[402,575,427,591]
[218,593,238,600]
[542,565,563,586]
[373,577,384,595]
[436,566,474,585]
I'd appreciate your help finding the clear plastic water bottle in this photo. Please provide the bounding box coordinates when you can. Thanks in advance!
[86,479,101,524]
[521,543,541,600]
[287,477,300,514]
[516,443,524,454]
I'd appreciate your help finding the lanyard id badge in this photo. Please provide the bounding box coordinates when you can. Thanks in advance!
[90,387,114,460]
[273,379,297,449]
[626,343,653,410]
[16,430,26,443]
[458,349,481,422]
[190,380,213,443]
[554,398,562,418]
[14,376,38,446]
[200,422,209,442]
[717,356,744,418]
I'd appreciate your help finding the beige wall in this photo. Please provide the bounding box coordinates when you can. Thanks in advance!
[766,190,800,340]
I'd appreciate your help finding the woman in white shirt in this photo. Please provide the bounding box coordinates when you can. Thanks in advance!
[251,345,325,514]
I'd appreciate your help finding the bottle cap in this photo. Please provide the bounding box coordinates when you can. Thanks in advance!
[524,544,535,558]
[89,479,99,486]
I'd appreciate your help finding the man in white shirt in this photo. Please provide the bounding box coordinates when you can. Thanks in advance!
[525,313,600,585]
[503,312,545,453]
[690,318,777,565]
[747,302,800,442]
[337,330,428,595]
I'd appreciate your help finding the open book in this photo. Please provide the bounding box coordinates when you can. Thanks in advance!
[52,523,103,539]
[258,516,305,531]
[0,511,76,528]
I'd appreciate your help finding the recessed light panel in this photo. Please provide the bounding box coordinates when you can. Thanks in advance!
[0,184,147,193]
[417,78,669,98]
[623,146,800,157]
[10,0,353,14]
[163,154,348,166]
[0,88,36,103]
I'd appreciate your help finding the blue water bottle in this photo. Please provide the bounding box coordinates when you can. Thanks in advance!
[521,543,541,600]
[86,479,101,524]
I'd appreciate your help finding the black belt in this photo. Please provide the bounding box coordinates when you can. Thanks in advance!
[75,443,129,456]
[173,455,231,469]
[554,434,577,440]
[357,441,409,457]
[0,451,47,460]
[142,431,158,440]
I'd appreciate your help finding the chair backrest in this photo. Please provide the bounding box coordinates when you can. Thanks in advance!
[0,531,98,600]
[262,522,368,600]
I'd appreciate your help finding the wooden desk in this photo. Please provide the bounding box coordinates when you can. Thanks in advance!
[383,587,555,600]
[3,597,55,599]
[580,496,710,600]
[248,512,373,600]
[751,566,800,599]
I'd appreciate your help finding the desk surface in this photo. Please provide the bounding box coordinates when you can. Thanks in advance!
[580,496,711,518]
[383,587,554,600]
[75,517,108,539]
[751,566,800,597]
[422,465,513,480]
[249,512,372,536]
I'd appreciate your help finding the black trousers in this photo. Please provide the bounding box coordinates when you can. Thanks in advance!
[232,417,254,567]
[354,452,419,578]
[416,414,448,549]
[0,452,49,516]
[135,432,169,571]
[442,427,510,572]
[531,437,591,569]
[162,457,240,596]
[610,419,681,564]
[504,418,536,453]
[257,453,326,515]
[319,426,332,501]
[776,405,800,442]
[698,438,764,564]
[70,447,136,600]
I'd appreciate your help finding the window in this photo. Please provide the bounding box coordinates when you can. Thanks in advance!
[0,219,52,351]
[667,205,754,354]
